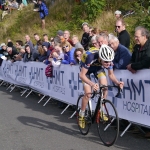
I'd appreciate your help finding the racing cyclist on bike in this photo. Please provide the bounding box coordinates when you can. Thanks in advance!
[79,43,124,128]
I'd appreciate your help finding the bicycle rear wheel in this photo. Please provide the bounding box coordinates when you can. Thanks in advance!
[76,95,91,135]
[97,99,119,146]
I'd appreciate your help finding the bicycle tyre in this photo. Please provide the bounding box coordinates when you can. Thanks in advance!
[97,99,119,146]
[76,94,91,135]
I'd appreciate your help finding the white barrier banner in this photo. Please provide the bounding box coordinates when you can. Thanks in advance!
[0,60,150,127]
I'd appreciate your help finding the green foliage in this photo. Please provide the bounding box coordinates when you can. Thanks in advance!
[72,0,106,28]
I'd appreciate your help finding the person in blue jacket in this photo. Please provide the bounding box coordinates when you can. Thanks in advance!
[61,41,76,65]
[108,34,131,69]
[36,0,49,29]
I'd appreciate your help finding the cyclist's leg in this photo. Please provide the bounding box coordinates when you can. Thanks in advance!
[81,83,91,113]
[97,70,108,99]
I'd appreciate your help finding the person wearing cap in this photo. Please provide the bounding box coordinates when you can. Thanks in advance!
[81,22,90,51]
[114,10,122,19]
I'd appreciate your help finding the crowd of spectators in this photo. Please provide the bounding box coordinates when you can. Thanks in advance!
[0,8,150,138]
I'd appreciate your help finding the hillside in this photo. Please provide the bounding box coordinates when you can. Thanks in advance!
[0,0,149,49]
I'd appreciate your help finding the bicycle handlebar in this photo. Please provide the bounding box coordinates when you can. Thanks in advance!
[90,85,122,99]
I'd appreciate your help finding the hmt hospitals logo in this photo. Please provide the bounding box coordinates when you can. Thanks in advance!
[69,72,77,97]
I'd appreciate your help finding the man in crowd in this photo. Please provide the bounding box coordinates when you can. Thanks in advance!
[64,30,73,46]
[127,26,150,73]
[115,19,130,49]
[81,22,90,51]
[6,47,19,61]
[108,34,131,69]
[72,35,83,49]
[25,35,34,50]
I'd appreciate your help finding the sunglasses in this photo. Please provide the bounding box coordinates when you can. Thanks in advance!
[62,45,69,49]
[104,61,111,63]
[115,26,121,28]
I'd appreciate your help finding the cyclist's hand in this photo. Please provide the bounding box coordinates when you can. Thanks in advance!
[92,83,99,91]
[118,82,124,89]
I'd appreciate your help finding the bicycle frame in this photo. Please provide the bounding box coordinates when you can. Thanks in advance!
[88,85,121,124]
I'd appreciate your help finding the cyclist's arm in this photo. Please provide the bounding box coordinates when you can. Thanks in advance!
[79,67,95,87]
[108,69,120,85]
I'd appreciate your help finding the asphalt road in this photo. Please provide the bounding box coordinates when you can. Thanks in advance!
[0,85,150,150]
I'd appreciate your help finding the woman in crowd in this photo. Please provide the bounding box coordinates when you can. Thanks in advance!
[54,43,64,60]
[61,41,76,65]
[74,48,84,64]
[37,45,47,62]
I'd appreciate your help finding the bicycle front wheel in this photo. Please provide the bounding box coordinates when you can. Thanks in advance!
[97,99,119,146]
[76,95,91,135]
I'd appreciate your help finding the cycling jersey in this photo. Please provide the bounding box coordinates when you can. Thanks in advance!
[80,47,113,80]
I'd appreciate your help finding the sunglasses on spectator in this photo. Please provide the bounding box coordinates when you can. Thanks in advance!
[115,26,121,28]
[63,45,69,49]
[104,61,111,63]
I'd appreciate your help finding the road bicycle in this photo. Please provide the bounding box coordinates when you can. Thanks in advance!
[76,85,121,146]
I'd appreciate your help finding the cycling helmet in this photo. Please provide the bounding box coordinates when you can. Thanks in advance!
[99,44,114,61]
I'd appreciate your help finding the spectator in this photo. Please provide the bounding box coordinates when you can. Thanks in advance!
[6,46,19,61]
[114,10,122,19]
[34,33,42,51]
[55,30,64,43]
[0,43,9,58]
[90,35,100,49]
[42,42,51,64]
[127,26,150,73]
[37,45,47,62]
[23,44,34,62]
[15,40,24,50]
[43,33,50,48]
[108,34,131,69]
[35,0,49,29]
[91,27,100,36]
[115,19,130,48]
[7,41,17,52]
[81,22,90,51]
[72,35,83,49]
[13,48,25,61]
[63,30,73,46]
[50,50,61,67]
[18,0,27,10]
[74,48,84,64]
[54,43,64,60]
[25,35,34,50]
[61,41,76,65]
[127,26,150,137]
[96,32,109,47]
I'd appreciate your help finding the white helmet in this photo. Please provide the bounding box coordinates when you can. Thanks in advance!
[99,44,114,61]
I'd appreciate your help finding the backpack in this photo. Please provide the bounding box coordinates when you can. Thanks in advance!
[45,62,53,77]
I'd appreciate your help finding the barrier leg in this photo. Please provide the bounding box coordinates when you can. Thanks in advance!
[69,110,76,119]
[20,89,28,96]
[10,85,16,92]
[6,84,13,90]
[61,104,70,115]
[38,95,46,103]
[0,80,5,86]
[25,89,33,98]
[120,122,132,137]
[136,125,146,134]
[43,97,52,106]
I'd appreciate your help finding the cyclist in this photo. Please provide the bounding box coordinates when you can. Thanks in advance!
[79,36,124,128]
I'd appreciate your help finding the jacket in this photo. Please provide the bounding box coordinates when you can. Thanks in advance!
[113,44,131,69]
[131,39,150,70]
